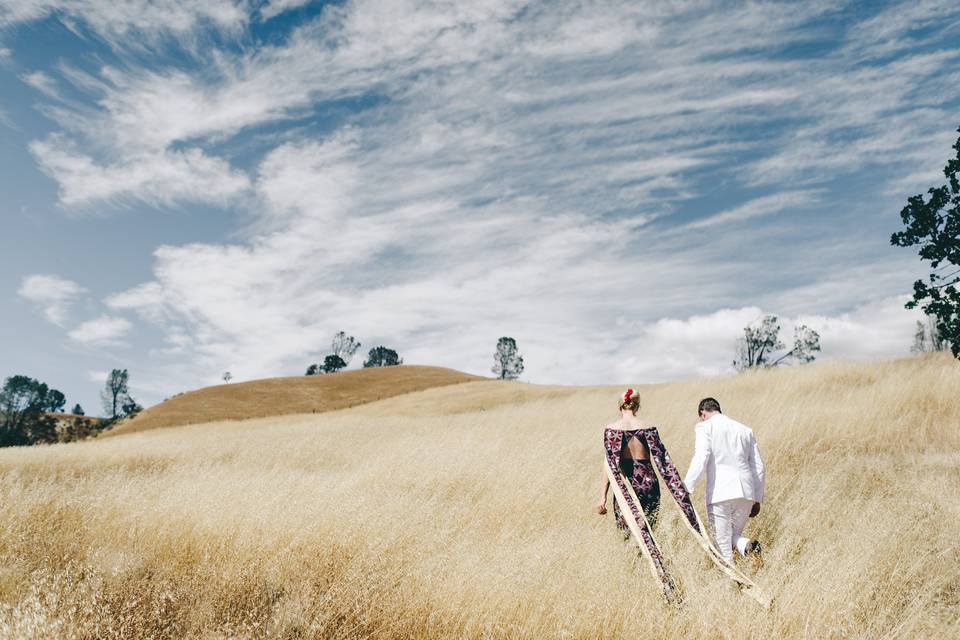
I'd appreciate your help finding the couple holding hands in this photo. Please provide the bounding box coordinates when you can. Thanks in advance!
[596,390,767,601]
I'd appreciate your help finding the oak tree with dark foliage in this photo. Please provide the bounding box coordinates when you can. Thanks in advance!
[492,337,524,380]
[363,346,402,367]
[891,126,960,357]
[322,355,347,373]
[0,375,66,447]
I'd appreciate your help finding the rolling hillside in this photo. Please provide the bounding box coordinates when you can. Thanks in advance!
[1,354,958,639]
[104,365,483,436]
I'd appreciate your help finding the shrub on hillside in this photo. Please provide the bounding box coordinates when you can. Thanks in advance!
[363,346,403,367]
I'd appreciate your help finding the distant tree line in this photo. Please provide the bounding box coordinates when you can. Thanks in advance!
[0,368,142,448]
[305,331,407,374]
[306,331,362,374]
[302,331,527,379]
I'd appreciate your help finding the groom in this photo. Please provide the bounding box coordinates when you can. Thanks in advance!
[683,397,765,565]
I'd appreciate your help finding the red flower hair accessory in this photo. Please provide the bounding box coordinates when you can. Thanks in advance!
[623,388,636,402]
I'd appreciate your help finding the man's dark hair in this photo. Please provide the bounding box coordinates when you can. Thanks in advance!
[698,397,722,414]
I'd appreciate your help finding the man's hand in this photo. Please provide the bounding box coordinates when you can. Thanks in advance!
[596,501,607,515]
[749,502,761,518]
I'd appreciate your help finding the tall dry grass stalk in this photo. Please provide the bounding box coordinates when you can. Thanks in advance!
[1,355,959,639]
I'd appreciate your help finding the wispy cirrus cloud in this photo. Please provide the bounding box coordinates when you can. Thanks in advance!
[0,0,247,45]
[259,0,313,21]
[21,70,60,98]
[69,0,958,395]
[4,1,959,402]
[29,136,251,207]
[681,191,822,231]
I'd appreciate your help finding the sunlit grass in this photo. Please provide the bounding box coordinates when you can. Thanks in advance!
[1,354,958,638]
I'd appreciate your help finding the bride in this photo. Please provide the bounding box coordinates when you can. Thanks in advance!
[596,388,661,534]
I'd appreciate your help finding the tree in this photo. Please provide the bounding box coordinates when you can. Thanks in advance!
[100,369,138,421]
[47,389,66,413]
[734,316,782,369]
[891,126,960,357]
[305,364,320,376]
[363,346,403,368]
[121,399,143,417]
[0,375,66,447]
[782,325,821,365]
[911,313,946,353]
[733,315,820,371]
[322,354,347,374]
[72,403,84,416]
[331,332,361,366]
[492,337,524,380]
[222,371,233,383]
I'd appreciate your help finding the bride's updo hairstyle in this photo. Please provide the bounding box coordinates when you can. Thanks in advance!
[619,388,640,414]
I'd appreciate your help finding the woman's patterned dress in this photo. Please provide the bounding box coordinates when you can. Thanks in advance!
[603,426,704,601]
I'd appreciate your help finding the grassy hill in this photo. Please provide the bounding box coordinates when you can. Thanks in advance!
[1,354,958,639]
[104,365,484,436]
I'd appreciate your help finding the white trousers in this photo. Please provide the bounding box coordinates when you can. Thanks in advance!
[707,498,754,564]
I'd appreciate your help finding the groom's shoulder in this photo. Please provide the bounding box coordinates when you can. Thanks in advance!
[723,414,755,434]
[708,413,749,429]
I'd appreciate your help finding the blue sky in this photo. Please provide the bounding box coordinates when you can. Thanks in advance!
[1,0,958,415]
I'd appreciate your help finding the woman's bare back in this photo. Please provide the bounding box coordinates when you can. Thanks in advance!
[608,418,654,460]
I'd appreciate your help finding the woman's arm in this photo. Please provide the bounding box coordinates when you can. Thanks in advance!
[596,462,609,514]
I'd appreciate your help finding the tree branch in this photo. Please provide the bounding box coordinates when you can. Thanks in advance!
[932,276,960,290]
[769,349,794,367]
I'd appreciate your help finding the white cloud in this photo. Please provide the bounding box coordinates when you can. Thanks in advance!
[21,70,59,98]
[614,296,924,384]
[4,1,956,403]
[616,307,767,382]
[68,315,133,346]
[99,125,927,398]
[29,137,251,207]
[0,0,247,45]
[85,369,108,383]
[259,0,312,21]
[17,274,86,326]
[27,0,958,218]
[796,296,927,361]
[844,0,960,60]
[681,191,821,230]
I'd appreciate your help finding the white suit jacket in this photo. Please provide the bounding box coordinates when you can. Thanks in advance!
[683,413,765,505]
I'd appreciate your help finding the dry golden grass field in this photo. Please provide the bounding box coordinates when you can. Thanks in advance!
[1,356,959,639]
[106,365,481,436]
